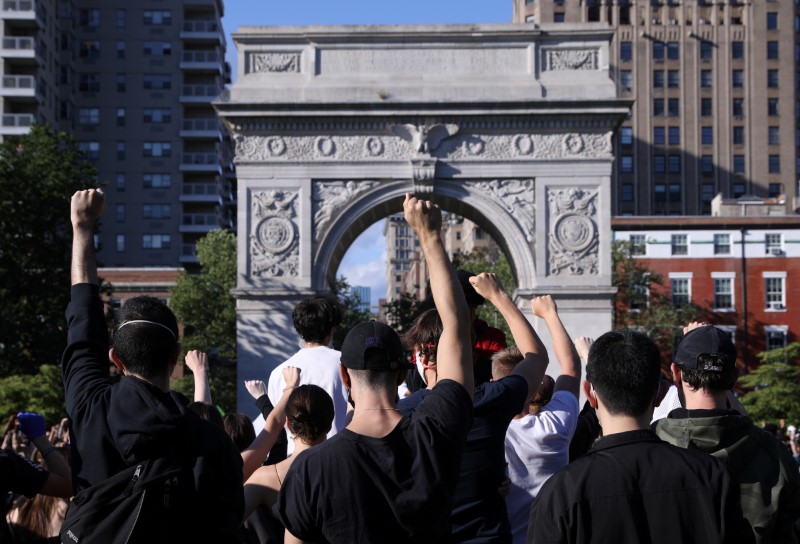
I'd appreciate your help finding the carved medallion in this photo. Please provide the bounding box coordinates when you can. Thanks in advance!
[563,134,585,155]
[514,135,535,156]
[266,137,287,157]
[256,216,295,254]
[547,188,599,276]
[316,137,336,157]
[364,137,385,156]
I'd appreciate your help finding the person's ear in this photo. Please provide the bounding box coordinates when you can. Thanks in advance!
[583,380,598,409]
[339,364,351,388]
[109,348,125,372]
[670,363,681,387]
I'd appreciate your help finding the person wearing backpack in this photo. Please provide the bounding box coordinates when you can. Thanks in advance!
[62,188,244,543]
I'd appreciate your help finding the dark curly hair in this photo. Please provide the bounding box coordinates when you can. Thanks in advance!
[286,385,334,443]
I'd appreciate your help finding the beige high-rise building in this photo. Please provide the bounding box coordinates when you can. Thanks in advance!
[0,0,234,269]
[514,0,798,216]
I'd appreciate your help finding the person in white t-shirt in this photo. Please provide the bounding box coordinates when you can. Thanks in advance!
[266,295,348,456]
[492,296,582,544]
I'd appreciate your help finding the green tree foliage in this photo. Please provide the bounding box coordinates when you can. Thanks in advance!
[330,277,373,350]
[0,124,95,376]
[169,230,237,411]
[0,364,66,425]
[381,292,424,337]
[739,343,800,425]
[613,240,706,359]
[453,247,517,344]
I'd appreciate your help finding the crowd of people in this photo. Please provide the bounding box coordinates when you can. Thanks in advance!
[1,187,799,543]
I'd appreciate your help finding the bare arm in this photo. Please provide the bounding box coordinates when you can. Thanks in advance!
[470,273,548,399]
[70,189,105,286]
[17,412,72,498]
[531,296,581,398]
[241,366,300,481]
[403,194,472,397]
[185,350,212,404]
[242,467,281,521]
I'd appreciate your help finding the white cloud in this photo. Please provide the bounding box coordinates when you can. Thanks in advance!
[337,221,386,306]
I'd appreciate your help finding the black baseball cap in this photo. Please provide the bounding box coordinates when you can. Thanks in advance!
[674,325,737,373]
[341,320,408,371]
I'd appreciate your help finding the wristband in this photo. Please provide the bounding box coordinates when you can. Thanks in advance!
[282,385,297,393]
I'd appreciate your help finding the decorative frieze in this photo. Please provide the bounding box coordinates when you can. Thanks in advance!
[247,52,302,74]
[547,187,599,276]
[543,49,599,71]
[250,190,299,278]
[313,181,379,241]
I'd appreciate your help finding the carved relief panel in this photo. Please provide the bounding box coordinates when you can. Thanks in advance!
[546,187,599,276]
[250,189,300,278]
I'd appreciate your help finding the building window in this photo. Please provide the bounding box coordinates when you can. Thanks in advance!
[671,234,688,255]
[668,127,680,145]
[79,73,100,92]
[713,277,734,310]
[733,155,745,174]
[628,282,649,312]
[115,204,125,222]
[116,174,126,192]
[143,10,172,25]
[769,183,782,198]
[733,126,744,145]
[116,41,125,59]
[732,41,744,60]
[553,12,565,23]
[143,174,172,188]
[143,108,172,123]
[668,98,679,117]
[116,142,125,160]
[78,108,99,125]
[621,183,634,203]
[653,99,665,116]
[769,155,781,173]
[766,233,783,254]
[116,9,126,28]
[620,41,632,62]
[764,274,786,310]
[654,155,666,174]
[620,71,633,91]
[733,98,744,117]
[670,276,691,307]
[768,70,779,88]
[653,70,664,88]
[78,142,99,160]
[143,204,171,219]
[116,234,125,253]
[700,41,713,61]
[143,74,171,90]
[701,183,715,204]
[701,70,712,88]
[143,42,172,56]
[767,12,778,30]
[732,70,744,88]
[116,108,126,127]
[79,9,100,27]
[714,234,731,255]
[767,98,780,117]
[630,234,646,256]
[79,41,100,60]
[701,98,712,117]
[768,127,780,145]
[143,234,171,249]
[620,155,633,173]
[116,73,126,93]
[669,183,681,203]
[654,183,666,204]
[765,327,788,350]
[668,154,681,173]
[667,42,679,60]
[702,155,714,175]
[653,42,665,61]
[653,127,665,145]
[620,127,633,146]
[143,142,171,158]
[733,182,746,198]
[701,126,713,146]
[667,70,679,88]
[767,41,779,60]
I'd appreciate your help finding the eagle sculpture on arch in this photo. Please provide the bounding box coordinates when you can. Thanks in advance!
[392,123,460,154]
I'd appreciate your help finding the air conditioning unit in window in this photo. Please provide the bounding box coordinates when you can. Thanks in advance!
[769,247,784,256]
[768,301,785,310]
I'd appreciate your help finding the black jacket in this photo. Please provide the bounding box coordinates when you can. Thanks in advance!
[529,429,754,544]
[62,284,244,542]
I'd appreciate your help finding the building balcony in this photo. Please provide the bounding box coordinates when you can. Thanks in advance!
[0,74,35,98]
[179,243,198,264]
[0,112,33,135]
[180,181,223,203]
[180,84,221,103]
[180,117,222,138]
[1,36,37,62]
[180,212,221,233]
[2,0,43,27]
[180,152,222,173]
[180,50,222,72]
[180,20,223,43]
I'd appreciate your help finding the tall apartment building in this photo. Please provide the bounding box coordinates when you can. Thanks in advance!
[383,214,418,301]
[514,0,798,216]
[0,0,235,269]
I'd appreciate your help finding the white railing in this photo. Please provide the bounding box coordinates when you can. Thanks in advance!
[181,84,219,98]
[182,118,219,131]
[2,74,34,89]
[2,0,34,12]
[2,113,33,127]
[2,36,34,50]
[182,50,220,63]
[181,183,218,196]
[182,213,218,226]
[181,243,197,257]
[181,152,218,165]
[182,20,219,33]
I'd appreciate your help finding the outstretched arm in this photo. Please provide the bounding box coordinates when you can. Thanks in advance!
[70,189,104,286]
[17,412,72,498]
[403,194,472,397]
[531,296,581,398]
[185,350,212,404]
[470,273,548,399]
[241,366,300,481]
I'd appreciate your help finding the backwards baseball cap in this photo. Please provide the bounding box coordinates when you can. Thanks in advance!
[341,320,409,371]
[674,325,737,373]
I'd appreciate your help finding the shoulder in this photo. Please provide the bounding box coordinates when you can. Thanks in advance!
[474,375,527,406]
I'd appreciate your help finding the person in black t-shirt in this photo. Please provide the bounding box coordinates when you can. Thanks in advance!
[274,193,475,544]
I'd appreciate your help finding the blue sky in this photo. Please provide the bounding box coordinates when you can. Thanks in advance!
[220,1,511,306]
